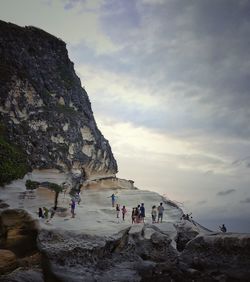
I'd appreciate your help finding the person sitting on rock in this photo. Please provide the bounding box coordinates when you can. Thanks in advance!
[50,207,56,219]
[38,207,44,218]
[219,224,227,233]
[43,207,49,220]
[183,213,192,221]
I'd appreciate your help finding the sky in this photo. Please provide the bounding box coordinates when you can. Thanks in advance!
[1,0,250,232]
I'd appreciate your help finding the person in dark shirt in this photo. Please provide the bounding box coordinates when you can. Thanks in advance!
[219,224,227,233]
[140,203,145,223]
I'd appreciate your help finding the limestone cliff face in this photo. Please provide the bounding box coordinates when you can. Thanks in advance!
[0,21,117,180]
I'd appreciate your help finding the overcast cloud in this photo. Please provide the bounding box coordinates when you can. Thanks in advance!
[0,0,250,232]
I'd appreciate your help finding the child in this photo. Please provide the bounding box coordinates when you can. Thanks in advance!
[121,205,127,221]
[116,204,120,218]
[43,207,49,220]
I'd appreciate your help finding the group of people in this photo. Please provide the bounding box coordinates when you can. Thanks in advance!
[151,203,165,223]
[110,193,165,224]
[180,213,192,221]
[115,204,127,220]
[38,207,55,221]
[38,191,167,225]
[131,203,146,223]
[38,192,80,220]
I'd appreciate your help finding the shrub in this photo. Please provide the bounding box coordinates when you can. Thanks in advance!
[0,136,29,186]
[25,180,40,190]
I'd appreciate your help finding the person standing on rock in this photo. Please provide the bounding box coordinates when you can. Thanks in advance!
[121,205,127,221]
[151,205,157,223]
[134,207,139,223]
[140,203,145,223]
[132,208,136,224]
[70,199,76,218]
[137,204,141,222]
[116,204,120,218]
[157,202,164,223]
[109,193,116,207]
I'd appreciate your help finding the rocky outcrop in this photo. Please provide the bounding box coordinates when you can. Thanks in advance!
[83,176,135,190]
[0,249,17,275]
[179,232,250,281]
[0,209,41,278]
[0,209,39,256]
[175,220,199,251]
[0,20,117,184]
[38,224,179,282]
[36,223,250,282]
[1,207,250,281]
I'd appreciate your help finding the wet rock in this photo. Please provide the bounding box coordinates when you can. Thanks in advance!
[0,249,17,275]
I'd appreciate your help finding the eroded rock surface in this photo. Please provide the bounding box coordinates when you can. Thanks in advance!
[0,209,39,257]
[38,225,179,282]
[0,209,41,277]
[179,232,250,281]
[0,20,117,183]
[0,249,17,275]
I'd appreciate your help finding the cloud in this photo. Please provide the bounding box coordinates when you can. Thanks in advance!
[240,198,250,204]
[197,200,207,205]
[217,189,236,196]
[232,156,250,168]
[66,0,250,149]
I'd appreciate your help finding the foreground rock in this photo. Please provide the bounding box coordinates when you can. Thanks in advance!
[0,209,39,256]
[0,208,249,281]
[38,223,250,282]
[0,249,17,275]
[38,224,179,282]
[179,232,250,281]
[0,209,41,278]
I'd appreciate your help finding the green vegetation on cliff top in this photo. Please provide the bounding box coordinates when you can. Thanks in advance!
[0,123,29,186]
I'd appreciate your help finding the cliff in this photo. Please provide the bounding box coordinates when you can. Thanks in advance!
[0,20,117,185]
